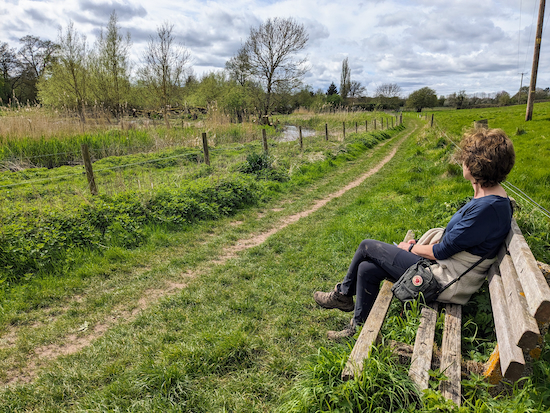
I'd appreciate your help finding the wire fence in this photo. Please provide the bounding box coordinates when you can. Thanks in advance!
[0,118,402,190]
[3,115,549,222]
[432,118,550,219]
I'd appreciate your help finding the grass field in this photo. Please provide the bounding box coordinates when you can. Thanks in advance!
[0,106,549,412]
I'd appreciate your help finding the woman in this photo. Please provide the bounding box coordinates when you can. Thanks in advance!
[314,128,516,339]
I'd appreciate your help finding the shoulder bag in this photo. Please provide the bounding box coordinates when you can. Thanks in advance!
[391,247,497,304]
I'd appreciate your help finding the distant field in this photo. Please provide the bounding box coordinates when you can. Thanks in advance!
[428,103,550,262]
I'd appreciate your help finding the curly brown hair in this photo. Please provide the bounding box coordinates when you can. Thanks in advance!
[458,128,515,188]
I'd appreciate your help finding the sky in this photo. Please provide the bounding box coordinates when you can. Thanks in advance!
[1,0,549,97]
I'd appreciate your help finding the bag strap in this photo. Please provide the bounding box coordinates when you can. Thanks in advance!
[438,244,501,293]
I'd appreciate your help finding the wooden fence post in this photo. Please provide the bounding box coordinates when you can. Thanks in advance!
[325,123,328,141]
[431,114,434,127]
[342,122,346,140]
[262,129,268,154]
[381,117,383,130]
[400,113,403,125]
[202,132,210,166]
[355,122,358,133]
[392,118,394,128]
[299,126,303,150]
[365,120,368,132]
[374,119,377,130]
[81,144,98,195]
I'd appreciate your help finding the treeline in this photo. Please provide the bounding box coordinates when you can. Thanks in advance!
[2,12,549,121]
[0,14,319,124]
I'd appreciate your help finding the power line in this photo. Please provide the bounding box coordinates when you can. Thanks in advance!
[523,0,540,73]
[503,181,550,218]
[519,0,524,73]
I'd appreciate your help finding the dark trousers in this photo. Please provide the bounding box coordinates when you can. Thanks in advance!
[338,239,421,326]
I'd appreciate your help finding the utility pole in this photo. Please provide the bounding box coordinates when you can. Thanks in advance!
[518,72,526,105]
[526,0,546,121]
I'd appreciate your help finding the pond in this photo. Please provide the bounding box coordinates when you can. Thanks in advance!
[277,125,317,142]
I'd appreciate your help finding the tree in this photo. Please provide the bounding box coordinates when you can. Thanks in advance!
[138,22,190,129]
[17,35,58,102]
[340,57,351,100]
[349,80,366,98]
[375,83,401,97]
[495,91,511,106]
[373,83,402,110]
[240,17,309,117]
[38,22,89,122]
[446,90,468,109]
[89,11,132,116]
[0,42,18,103]
[326,82,338,95]
[406,87,437,112]
[225,47,251,87]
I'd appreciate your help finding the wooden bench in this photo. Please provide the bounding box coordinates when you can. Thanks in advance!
[341,220,550,406]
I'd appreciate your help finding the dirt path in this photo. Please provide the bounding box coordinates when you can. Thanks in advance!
[2,124,418,386]
[221,128,415,259]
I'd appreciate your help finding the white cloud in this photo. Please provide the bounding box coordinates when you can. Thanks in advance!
[1,0,548,96]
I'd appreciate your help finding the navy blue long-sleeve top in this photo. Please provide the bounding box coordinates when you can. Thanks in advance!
[433,195,512,260]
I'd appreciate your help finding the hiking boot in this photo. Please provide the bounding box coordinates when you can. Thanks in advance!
[327,320,357,340]
[314,283,354,312]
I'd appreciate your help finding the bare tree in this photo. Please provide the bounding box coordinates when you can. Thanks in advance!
[225,47,252,87]
[18,35,58,79]
[17,35,58,101]
[0,42,18,102]
[349,80,366,98]
[340,57,351,100]
[375,83,401,97]
[139,22,190,129]
[241,17,309,117]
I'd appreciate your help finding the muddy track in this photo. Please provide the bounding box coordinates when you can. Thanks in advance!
[2,123,419,386]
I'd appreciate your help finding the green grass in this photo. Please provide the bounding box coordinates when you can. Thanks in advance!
[1,109,549,412]
[427,102,550,263]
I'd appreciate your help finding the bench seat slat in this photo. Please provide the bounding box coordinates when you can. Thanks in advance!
[506,219,550,322]
[409,304,438,390]
[341,280,394,380]
[487,268,525,381]
[440,304,462,406]
[497,248,540,350]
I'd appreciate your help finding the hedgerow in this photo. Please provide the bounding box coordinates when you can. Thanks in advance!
[0,174,262,285]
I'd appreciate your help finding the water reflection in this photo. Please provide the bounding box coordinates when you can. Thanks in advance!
[277,125,316,142]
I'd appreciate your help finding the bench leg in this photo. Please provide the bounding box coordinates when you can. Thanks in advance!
[440,303,462,406]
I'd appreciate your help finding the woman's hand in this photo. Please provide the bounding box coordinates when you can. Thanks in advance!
[397,240,416,251]
[397,240,436,260]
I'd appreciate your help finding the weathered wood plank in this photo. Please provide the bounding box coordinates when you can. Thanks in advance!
[440,304,462,406]
[341,280,394,380]
[341,230,415,381]
[506,219,550,322]
[497,247,540,349]
[487,268,525,381]
[409,304,438,390]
